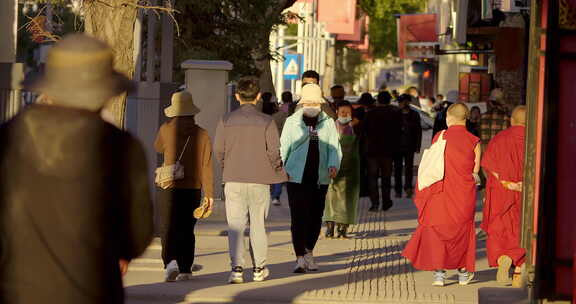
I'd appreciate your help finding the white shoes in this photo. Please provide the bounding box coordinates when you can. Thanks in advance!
[175,273,193,281]
[458,269,475,286]
[272,198,281,206]
[228,266,244,284]
[294,257,308,273]
[432,270,446,287]
[304,252,319,271]
[253,267,270,282]
[165,260,179,282]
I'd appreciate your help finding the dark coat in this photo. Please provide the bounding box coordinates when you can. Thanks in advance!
[399,108,423,153]
[0,105,153,304]
[362,104,402,157]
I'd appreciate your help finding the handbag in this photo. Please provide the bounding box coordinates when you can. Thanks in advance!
[417,130,447,191]
[155,136,191,189]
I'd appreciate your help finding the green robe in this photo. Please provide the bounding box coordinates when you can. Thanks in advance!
[323,132,360,224]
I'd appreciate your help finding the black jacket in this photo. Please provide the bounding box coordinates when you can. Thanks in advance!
[399,108,423,153]
[0,105,153,304]
[362,104,402,157]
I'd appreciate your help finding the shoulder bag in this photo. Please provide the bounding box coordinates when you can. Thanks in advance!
[155,136,191,189]
[417,130,447,191]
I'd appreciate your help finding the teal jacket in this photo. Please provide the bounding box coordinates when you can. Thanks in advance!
[280,109,342,185]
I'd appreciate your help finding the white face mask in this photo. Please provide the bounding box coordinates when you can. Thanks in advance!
[338,116,352,124]
[303,107,321,117]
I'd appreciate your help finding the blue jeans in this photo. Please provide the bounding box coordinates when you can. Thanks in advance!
[271,183,283,199]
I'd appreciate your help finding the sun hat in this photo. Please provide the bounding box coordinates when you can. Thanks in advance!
[299,84,325,105]
[164,91,201,117]
[22,34,133,111]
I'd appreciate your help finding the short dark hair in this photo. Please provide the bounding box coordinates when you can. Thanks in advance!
[336,100,353,110]
[281,91,293,103]
[261,92,273,103]
[302,70,320,82]
[236,77,260,101]
[331,85,344,90]
[397,94,412,103]
[358,92,375,106]
[377,91,392,104]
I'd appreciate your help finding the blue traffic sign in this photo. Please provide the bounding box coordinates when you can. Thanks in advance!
[284,54,303,80]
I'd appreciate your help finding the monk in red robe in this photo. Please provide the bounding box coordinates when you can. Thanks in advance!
[480,105,526,286]
[403,103,481,287]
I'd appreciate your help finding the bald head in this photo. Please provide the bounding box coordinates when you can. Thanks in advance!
[447,103,469,125]
[511,105,526,126]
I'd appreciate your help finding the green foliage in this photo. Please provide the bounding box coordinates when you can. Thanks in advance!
[359,0,426,58]
[334,42,367,87]
[175,0,296,80]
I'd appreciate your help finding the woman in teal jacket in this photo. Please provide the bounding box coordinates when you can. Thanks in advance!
[280,84,342,273]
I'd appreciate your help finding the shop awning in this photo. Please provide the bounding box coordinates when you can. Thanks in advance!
[396,14,438,59]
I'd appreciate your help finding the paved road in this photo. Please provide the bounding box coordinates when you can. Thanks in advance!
[124,187,526,304]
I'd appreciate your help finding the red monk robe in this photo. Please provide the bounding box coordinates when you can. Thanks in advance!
[402,125,479,272]
[480,125,526,267]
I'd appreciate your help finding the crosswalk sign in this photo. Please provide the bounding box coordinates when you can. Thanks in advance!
[284,54,303,80]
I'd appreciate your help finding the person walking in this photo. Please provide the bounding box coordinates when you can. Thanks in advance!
[0,34,153,304]
[281,84,342,273]
[154,91,214,282]
[481,106,527,286]
[280,91,296,115]
[362,91,402,212]
[467,106,482,137]
[402,103,481,287]
[323,101,361,239]
[394,94,422,198]
[214,77,288,284]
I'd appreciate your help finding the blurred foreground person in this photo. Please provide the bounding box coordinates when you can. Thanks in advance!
[281,84,342,273]
[154,91,214,282]
[402,103,481,287]
[481,106,527,286]
[323,101,360,239]
[215,77,287,284]
[0,34,153,304]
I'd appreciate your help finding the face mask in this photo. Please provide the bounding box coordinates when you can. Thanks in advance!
[338,116,352,124]
[303,107,321,117]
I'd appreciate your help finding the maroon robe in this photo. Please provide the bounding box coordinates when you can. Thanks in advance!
[402,125,479,272]
[481,125,526,267]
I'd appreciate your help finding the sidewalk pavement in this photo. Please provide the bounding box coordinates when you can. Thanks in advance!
[124,187,528,304]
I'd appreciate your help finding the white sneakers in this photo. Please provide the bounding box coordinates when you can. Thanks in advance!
[165,260,193,282]
[175,273,193,281]
[294,257,308,273]
[165,260,180,282]
[294,252,319,273]
[272,198,281,206]
[432,270,446,286]
[432,269,475,286]
[304,252,319,271]
[253,267,270,282]
[228,266,270,283]
[228,266,244,284]
[458,269,475,286]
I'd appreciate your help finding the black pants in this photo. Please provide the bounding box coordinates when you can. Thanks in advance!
[158,188,201,273]
[367,156,393,208]
[287,182,328,256]
[393,151,415,194]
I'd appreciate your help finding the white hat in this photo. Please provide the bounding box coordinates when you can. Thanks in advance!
[164,91,201,117]
[299,84,325,104]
